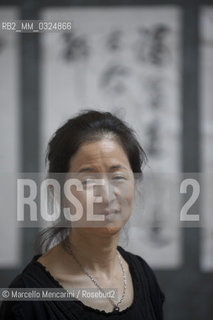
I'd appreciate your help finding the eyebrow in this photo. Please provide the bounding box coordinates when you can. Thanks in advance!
[78,165,127,173]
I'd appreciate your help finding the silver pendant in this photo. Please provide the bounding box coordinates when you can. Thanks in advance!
[113,306,120,312]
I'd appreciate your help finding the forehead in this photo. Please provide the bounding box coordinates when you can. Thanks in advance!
[69,138,131,172]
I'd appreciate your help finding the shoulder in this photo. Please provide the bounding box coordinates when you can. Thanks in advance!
[118,246,165,303]
[0,275,29,320]
[0,255,46,320]
[0,297,48,320]
[7,255,44,288]
[118,246,165,319]
[118,245,155,273]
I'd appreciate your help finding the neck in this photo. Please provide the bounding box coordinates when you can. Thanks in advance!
[65,228,120,279]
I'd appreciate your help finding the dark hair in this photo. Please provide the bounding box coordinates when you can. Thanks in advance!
[34,109,147,253]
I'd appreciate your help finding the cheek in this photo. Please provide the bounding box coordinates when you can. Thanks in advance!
[125,182,135,210]
[124,190,134,217]
[65,182,134,224]
[118,181,134,203]
[70,188,97,215]
[80,190,95,210]
[63,184,86,214]
[115,182,134,219]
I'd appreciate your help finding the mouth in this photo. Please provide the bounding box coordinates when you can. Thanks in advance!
[101,209,120,215]
[101,210,121,221]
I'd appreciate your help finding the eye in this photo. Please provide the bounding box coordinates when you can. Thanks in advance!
[112,175,126,182]
[81,179,96,187]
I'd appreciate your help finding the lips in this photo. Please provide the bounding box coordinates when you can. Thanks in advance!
[99,210,121,222]
[101,210,120,215]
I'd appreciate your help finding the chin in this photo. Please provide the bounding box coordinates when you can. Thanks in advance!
[95,224,123,236]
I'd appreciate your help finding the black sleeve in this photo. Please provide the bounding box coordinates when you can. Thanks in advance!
[0,275,78,320]
[0,301,25,320]
[1,300,61,320]
[0,275,57,320]
[0,276,26,320]
[136,255,165,320]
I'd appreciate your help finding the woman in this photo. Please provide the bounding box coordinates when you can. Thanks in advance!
[0,110,165,319]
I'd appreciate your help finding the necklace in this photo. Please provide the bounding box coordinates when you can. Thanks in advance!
[61,237,127,313]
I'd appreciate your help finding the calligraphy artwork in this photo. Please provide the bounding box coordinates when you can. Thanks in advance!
[200,7,213,272]
[0,8,20,267]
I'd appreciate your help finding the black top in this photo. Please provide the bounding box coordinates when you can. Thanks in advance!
[0,246,165,320]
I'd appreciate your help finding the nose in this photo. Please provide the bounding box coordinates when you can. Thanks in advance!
[98,178,117,205]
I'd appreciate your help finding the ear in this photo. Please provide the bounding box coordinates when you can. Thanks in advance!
[133,177,141,198]
[48,184,60,205]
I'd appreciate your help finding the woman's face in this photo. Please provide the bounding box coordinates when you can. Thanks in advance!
[65,137,135,236]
